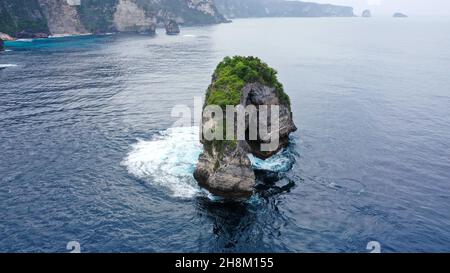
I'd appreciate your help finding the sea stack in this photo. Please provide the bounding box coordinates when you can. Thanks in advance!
[393,12,408,18]
[148,24,156,35]
[165,19,180,35]
[362,10,372,17]
[0,39,4,51]
[194,56,297,198]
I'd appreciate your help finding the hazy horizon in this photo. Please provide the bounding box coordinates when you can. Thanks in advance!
[309,0,450,16]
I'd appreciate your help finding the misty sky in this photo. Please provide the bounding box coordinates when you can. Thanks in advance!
[310,0,450,15]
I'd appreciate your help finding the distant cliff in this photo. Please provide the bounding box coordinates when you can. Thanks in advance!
[0,0,226,36]
[0,0,355,37]
[214,0,355,18]
[0,0,49,35]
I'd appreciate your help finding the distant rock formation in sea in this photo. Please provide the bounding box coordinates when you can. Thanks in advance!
[165,19,180,35]
[194,56,297,198]
[393,12,408,18]
[0,0,226,37]
[0,39,4,51]
[214,0,355,19]
[362,9,372,18]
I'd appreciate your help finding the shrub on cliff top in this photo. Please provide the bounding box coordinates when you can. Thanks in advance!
[205,56,290,108]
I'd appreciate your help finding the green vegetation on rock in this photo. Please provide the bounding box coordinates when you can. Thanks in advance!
[76,0,119,33]
[0,0,49,35]
[203,56,291,157]
[205,56,290,108]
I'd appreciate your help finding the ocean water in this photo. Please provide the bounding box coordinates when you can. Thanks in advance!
[1,18,450,253]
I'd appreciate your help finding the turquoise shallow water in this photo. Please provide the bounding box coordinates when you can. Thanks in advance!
[1,18,450,252]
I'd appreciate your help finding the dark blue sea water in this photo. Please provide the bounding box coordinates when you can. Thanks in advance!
[1,18,450,253]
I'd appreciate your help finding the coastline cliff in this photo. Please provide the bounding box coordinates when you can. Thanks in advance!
[0,0,226,37]
[0,0,356,37]
[214,0,355,19]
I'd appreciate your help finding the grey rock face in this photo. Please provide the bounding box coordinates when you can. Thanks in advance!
[194,82,296,198]
[113,0,157,34]
[38,0,87,35]
[241,83,297,159]
[194,146,255,198]
[362,9,371,17]
[0,32,15,41]
[165,19,180,35]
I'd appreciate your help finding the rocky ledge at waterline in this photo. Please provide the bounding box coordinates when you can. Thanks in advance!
[194,56,297,198]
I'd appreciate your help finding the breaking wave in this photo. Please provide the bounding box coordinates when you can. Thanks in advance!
[16,39,33,42]
[248,149,295,173]
[122,126,295,198]
[122,127,202,198]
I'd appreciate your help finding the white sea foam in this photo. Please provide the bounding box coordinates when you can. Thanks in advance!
[123,126,295,198]
[0,64,18,68]
[49,34,70,38]
[49,33,93,38]
[183,34,196,37]
[248,151,295,173]
[122,127,203,198]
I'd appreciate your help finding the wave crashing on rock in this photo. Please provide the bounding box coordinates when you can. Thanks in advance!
[123,127,295,199]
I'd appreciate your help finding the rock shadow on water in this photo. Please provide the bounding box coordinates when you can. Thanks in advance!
[251,141,298,198]
[195,195,293,252]
[195,197,261,252]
